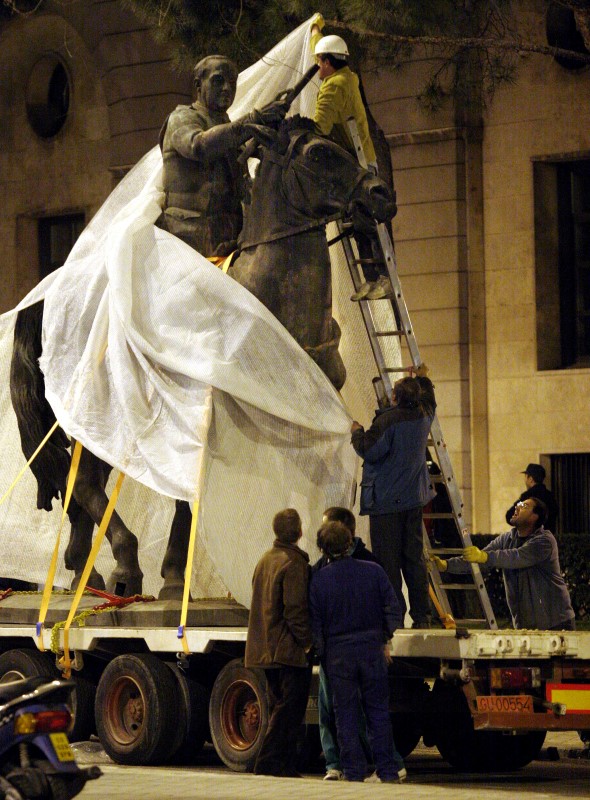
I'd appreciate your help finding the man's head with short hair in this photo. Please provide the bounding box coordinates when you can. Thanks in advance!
[317,521,352,559]
[272,508,302,544]
[393,377,420,409]
[322,507,356,534]
[511,497,547,534]
[193,56,238,112]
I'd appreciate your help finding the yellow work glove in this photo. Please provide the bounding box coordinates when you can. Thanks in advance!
[431,555,447,573]
[462,546,488,564]
[312,13,325,30]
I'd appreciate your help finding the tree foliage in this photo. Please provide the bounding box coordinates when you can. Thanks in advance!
[123,0,590,111]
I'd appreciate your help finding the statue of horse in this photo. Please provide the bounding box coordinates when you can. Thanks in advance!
[10,116,395,598]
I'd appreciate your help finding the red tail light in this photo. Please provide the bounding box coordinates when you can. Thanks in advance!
[14,709,72,735]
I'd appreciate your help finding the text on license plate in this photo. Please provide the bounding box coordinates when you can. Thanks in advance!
[476,695,533,713]
[49,732,75,762]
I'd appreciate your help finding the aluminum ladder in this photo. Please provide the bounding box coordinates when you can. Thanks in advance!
[334,118,497,630]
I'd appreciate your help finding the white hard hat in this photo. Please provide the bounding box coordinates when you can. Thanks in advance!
[314,34,349,58]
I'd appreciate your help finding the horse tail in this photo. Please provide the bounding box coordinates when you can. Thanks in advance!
[10,301,72,511]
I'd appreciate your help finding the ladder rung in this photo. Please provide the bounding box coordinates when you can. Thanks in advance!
[452,618,490,626]
[423,512,455,520]
[384,367,409,373]
[352,258,384,265]
[374,330,403,338]
[429,474,446,484]
[439,584,479,591]
[430,548,464,555]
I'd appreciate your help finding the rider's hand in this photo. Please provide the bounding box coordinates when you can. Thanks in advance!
[462,546,488,564]
[251,99,289,127]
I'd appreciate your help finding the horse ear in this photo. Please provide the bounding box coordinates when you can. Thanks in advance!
[242,123,279,150]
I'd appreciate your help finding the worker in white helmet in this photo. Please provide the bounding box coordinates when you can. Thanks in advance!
[311,15,393,301]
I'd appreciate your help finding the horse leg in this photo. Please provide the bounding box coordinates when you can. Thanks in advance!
[72,446,144,597]
[158,500,192,600]
[64,500,107,592]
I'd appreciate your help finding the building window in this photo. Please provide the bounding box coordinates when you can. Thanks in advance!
[26,56,70,139]
[38,214,85,278]
[534,158,590,370]
[550,453,590,534]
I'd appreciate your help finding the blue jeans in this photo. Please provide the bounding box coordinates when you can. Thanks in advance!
[318,665,371,771]
[326,642,404,782]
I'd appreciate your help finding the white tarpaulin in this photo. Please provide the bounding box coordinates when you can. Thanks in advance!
[0,16,401,607]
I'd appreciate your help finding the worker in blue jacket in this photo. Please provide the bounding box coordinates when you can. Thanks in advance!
[351,375,435,627]
[309,521,406,783]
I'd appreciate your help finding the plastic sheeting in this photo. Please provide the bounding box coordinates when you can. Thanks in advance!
[0,16,401,607]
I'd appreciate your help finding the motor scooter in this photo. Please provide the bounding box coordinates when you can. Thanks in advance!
[0,675,101,800]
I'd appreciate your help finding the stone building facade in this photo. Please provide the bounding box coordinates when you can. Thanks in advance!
[1,0,589,534]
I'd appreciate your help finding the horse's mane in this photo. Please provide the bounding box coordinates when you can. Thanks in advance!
[275,114,315,151]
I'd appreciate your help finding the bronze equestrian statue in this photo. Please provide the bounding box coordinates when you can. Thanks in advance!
[9,60,395,599]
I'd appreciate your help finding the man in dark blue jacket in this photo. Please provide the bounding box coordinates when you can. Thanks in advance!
[309,521,405,782]
[351,376,435,627]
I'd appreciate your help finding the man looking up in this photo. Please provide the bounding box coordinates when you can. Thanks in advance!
[157,55,287,257]
[351,376,436,628]
[434,498,575,631]
[245,509,313,777]
[505,463,558,533]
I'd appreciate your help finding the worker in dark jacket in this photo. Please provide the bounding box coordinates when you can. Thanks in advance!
[351,376,435,627]
[435,498,575,630]
[310,521,406,782]
[505,463,558,533]
[312,508,380,781]
[245,508,313,777]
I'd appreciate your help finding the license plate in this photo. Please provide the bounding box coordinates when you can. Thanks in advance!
[476,695,533,713]
[49,732,75,762]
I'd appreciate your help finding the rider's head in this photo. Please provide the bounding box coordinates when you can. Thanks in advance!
[193,56,238,113]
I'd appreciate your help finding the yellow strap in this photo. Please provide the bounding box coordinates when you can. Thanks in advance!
[59,471,125,677]
[222,251,237,273]
[178,498,199,655]
[36,439,83,651]
[0,420,60,509]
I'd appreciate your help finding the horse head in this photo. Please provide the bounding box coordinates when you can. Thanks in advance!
[247,116,395,227]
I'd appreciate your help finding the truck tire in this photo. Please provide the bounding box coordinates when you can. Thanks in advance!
[0,649,96,743]
[390,712,422,758]
[429,680,546,771]
[209,659,269,772]
[95,654,179,765]
[167,665,210,764]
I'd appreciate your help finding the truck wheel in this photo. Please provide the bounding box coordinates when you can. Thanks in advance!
[390,712,422,758]
[429,680,546,771]
[0,649,96,743]
[209,659,269,771]
[167,665,210,764]
[0,648,55,684]
[95,654,179,765]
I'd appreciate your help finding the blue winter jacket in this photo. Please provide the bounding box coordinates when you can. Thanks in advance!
[309,557,403,657]
[351,406,435,515]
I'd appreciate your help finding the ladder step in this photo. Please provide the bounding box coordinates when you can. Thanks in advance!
[452,618,490,627]
[430,548,464,555]
[374,330,403,338]
[438,584,479,591]
[423,512,455,520]
[352,258,384,265]
[384,366,409,373]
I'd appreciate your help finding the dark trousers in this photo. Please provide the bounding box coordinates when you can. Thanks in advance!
[370,508,430,625]
[326,643,404,781]
[253,665,312,776]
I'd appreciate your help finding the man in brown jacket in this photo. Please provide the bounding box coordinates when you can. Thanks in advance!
[245,508,313,777]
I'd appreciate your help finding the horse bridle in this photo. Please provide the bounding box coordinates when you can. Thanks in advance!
[238,130,368,252]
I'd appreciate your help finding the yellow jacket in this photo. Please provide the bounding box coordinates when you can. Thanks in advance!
[311,31,376,165]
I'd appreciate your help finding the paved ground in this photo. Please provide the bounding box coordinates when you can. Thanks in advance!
[73,732,590,800]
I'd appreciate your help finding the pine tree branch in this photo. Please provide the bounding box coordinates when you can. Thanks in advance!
[325,18,590,65]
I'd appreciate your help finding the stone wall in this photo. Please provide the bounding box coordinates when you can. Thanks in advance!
[0,0,191,312]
